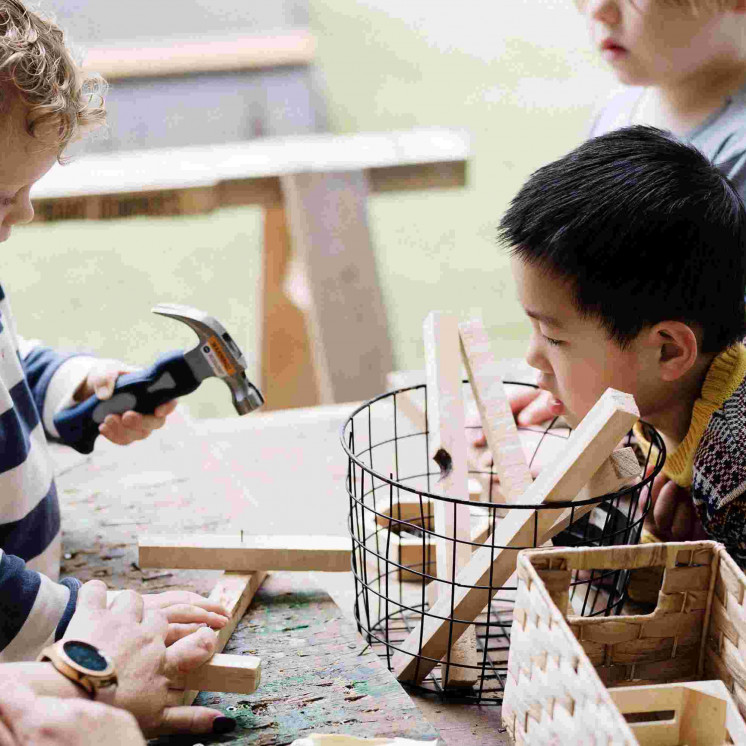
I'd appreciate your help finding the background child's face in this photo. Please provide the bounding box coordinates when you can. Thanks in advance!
[511,257,657,427]
[0,99,57,244]
[582,0,738,87]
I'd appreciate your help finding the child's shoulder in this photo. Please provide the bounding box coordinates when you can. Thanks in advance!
[696,84,746,164]
[587,86,644,139]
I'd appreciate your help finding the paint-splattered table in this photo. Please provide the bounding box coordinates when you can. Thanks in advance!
[53,396,517,745]
[150,573,439,745]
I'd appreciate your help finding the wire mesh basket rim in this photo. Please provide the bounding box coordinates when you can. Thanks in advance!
[340,380,666,511]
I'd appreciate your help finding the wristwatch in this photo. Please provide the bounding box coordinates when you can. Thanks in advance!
[38,640,118,700]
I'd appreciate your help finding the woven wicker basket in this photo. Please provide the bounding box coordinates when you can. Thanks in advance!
[503,541,746,745]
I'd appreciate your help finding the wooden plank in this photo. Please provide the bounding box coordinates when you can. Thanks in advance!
[536,446,641,544]
[280,171,394,404]
[83,31,317,80]
[139,534,352,572]
[181,570,266,706]
[458,318,532,503]
[261,203,320,409]
[32,128,470,202]
[392,388,639,683]
[423,312,478,687]
[181,653,261,695]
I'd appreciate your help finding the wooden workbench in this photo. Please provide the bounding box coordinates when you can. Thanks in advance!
[53,401,509,746]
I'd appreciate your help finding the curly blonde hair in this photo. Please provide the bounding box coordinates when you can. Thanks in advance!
[0,0,105,159]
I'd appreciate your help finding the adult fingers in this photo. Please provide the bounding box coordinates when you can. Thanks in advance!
[76,579,109,611]
[163,626,216,681]
[109,589,145,623]
[0,682,38,743]
[144,706,230,738]
[145,590,229,617]
[165,623,207,646]
[157,604,228,629]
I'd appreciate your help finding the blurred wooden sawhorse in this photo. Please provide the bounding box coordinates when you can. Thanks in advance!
[31,128,469,409]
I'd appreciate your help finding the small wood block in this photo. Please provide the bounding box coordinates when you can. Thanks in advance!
[374,499,434,529]
[458,318,533,503]
[139,534,351,572]
[609,681,737,746]
[181,570,266,706]
[182,653,261,695]
[392,388,639,684]
[423,312,478,686]
[366,508,491,582]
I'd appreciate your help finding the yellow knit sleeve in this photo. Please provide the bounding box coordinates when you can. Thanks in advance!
[633,344,746,488]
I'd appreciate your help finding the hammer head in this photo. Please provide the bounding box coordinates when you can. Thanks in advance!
[152,303,264,415]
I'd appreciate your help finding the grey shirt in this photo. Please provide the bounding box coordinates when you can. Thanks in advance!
[589,85,746,203]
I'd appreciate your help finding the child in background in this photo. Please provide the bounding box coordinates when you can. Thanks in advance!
[501,126,746,565]
[0,0,230,674]
[505,0,746,429]
[586,0,746,195]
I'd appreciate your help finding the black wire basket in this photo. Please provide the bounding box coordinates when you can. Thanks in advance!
[341,381,666,704]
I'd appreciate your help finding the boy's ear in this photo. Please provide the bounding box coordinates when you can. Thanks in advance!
[648,321,699,382]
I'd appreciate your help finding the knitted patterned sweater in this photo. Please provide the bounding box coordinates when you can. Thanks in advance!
[634,344,746,567]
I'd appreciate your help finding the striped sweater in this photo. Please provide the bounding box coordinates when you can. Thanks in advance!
[0,285,96,661]
[635,344,746,567]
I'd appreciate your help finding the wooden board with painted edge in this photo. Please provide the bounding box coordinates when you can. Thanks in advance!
[139,534,352,572]
[392,388,639,683]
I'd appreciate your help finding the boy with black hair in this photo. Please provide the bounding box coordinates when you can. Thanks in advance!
[500,125,746,564]
[505,0,746,430]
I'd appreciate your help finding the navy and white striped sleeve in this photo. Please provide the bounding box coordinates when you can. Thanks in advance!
[17,339,96,446]
[0,550,80,661]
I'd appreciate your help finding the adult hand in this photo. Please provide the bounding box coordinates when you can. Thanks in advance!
[141,590,229,644]
[63,581,233,737]
[0,680,144,746]
[74,359,178,445]
[644,472,707,542]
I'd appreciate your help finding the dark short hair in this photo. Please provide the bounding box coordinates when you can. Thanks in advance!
[499,125,746,353]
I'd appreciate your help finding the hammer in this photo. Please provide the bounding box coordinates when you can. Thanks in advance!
[54,303,264,454]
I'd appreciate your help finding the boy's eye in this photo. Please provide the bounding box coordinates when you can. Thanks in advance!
[543,335,564,347]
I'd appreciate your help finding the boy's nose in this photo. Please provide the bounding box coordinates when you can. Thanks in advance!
[525,332,549,373]
[586,0,621,25]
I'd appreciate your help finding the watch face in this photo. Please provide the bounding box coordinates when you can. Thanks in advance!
[63,641,109,672]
